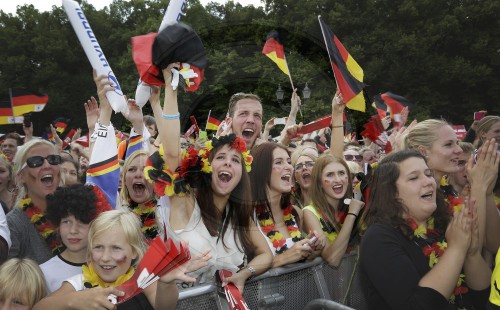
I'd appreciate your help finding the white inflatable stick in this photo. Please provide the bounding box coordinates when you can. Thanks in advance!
[62,0,128,114]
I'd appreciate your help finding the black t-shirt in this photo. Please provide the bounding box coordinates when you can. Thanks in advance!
[359,223,489,310]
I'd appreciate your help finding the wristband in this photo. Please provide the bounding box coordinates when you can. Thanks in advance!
[162,113,180,120]
[332,125,343,128]
[347,212,358,218]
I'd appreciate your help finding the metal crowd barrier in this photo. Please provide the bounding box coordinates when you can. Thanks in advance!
[176,252,367,310]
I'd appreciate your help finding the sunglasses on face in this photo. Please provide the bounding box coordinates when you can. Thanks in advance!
[22,154,62,169]
[344,154,363,162]
[295,161,314,171]
[351,172,365,181]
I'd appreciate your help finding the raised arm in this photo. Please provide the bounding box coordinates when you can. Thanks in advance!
[329,89,345,159]
[151,64,181,171]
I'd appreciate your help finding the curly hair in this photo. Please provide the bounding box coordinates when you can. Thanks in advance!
[364,150,450,239]
[45,183,98,225]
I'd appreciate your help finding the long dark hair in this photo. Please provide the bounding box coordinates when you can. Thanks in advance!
[250,143,297,225]
[365,150,450,238]
[196,143,253,258]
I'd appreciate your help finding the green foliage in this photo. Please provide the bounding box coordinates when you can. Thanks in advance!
[0,0,498,136]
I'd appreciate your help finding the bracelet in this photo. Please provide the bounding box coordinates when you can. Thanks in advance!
[347,212,358,218]
[332,125,343,128]
[162,112,180,120]
[245,265,256,279]
[153,143,160,148]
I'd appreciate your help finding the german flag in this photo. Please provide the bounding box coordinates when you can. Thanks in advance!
[262,31,290,76]
[10,88,48,115]
[372,94,388,120]
[318,16,366,112]
[0,94,14,125]
[53,117,70,134]
[206,110,221,131]
[380,92,413,127]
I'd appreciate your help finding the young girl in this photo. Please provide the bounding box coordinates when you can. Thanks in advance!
[0,258,48,309]
[360,150,490,309]
[40,183,112,293]
[250,142,321,268]
[34,209,200,309]
[146,64,272,292]
[302,154,364,267]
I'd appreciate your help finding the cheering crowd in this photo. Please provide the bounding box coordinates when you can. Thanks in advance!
[0,63,499,310]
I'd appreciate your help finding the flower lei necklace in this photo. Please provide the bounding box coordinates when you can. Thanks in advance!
[21,197,64,255]
[440,176,464,212]
[256,204,303,254]
[82,262,134,288]
[145,134,253,197]
[407,217,468,305]
[129,198,159,242]
[317,209,347,244]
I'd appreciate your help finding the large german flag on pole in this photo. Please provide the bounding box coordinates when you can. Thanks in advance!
[10,88,48,116]
[262,31,291,76]
[318,16,366,112]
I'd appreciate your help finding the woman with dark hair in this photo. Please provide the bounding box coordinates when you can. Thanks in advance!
[360,150,491,310]
[250,142,321,268]
[302,153,364,267]
[145,65,272,292]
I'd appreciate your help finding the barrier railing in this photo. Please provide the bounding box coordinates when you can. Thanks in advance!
[176,252,367,310]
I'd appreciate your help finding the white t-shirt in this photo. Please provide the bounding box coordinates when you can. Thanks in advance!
[0,204,11,248]
[40,254,84,293]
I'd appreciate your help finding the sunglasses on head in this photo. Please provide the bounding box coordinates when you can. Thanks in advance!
[295,161,314,171]
[344,154,363,162]
[23,155,62,169]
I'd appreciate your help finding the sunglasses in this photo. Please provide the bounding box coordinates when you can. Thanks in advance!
[22,155,62,169]
[344,154,363,162]
[295,161,314,171]
[351,172,365,181]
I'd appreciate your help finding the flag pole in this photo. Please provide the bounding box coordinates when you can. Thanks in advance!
[284,56,302,117]
[205,109,211,131]
[318,15,339,92]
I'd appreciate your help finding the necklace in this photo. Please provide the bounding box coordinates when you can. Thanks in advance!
[129,198,159,241]
[407,217,468,305]
[256,204,303,254]
[317,208,347,244]
[82,262,134,288]
[440,177,464,212]
[21,197,64,255]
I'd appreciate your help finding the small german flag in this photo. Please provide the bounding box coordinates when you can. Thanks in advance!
[206,110,221,131]
[318,16,366,112]
[53,117,70,134]
[262,31,290,76]
[380,92,413,127]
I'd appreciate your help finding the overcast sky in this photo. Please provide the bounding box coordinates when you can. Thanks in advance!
[0,0,264,15]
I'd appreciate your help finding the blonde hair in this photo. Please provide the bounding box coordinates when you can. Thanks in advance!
[291,145,318,167]
[0,155,15,190]
[0,258,47,308]
[458,141,474,154]
[346,160,362,174]
[401,119,449,152]
[476,115,500,147]
[88,209,146,265]
[13,139,60,205]
[119,150,151,206]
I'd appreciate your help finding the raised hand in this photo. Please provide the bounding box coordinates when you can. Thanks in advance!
[84,96,100,133]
